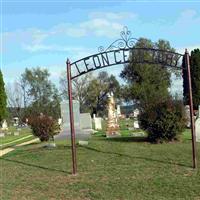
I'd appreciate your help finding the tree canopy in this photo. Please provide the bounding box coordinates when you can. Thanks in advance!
[60,71,121,116]
[21,67,61,119]
[0,70,7,123]
[182,48,200,110]
[85,71,121,116]
[120,38,174,110]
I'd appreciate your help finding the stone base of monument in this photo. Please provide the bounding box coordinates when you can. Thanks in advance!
[44,142,57,148]
[78,140,89,145]
[54,129,93,141]
[106,127,121,138]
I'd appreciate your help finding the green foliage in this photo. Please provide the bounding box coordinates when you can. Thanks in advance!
[85,71,121,116]
[0,70,7,123]
[120,38,172,109]
[183,49,200,110]
[22,67,61,119]
[29,114,60,142]
[59,71,121,116]
[139,99,186,143]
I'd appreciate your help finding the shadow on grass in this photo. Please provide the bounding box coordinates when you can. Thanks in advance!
[0,157,71,174]
[79,145,191,168]
[106,136,148,142]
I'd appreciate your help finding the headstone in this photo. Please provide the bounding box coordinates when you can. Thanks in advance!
[133,109,140,118]
[0,132,5,137]
[61,100,80,130]
[44,143,56,148]
[133,120,140,129]
[2,120,8,130]
[185,105,191,128]
[133,132,145,137]
[195,105,200,142]
[13,117,19,127]
[14,132,19,136]
[117,105,121,117]
[7,132,12,135]
[80,113,92,129]
[78,140,89,145]
[94,117,102,130]
[55,100,91,141]
[106,92,120,136]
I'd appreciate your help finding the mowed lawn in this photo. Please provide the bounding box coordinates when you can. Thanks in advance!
[0,127,34,149]
[1,132,200,200]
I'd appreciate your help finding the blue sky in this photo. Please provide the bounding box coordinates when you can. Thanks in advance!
[1,0,200,95]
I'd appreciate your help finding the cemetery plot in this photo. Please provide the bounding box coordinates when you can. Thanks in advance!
[1,131,199,200]
[0,127,33,148]
[55,101,93,141]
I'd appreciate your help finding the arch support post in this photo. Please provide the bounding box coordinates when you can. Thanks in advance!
[66,59,77,175]
[185,49,197,169]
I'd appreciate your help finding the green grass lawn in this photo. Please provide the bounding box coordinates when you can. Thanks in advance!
[0,127,34,148]
[1,130,200,200]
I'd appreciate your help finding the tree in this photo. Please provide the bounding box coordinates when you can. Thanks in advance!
[139,98,185,143]
[6,81,24,122]
[121,38,185,142]
[59,71,121,115]
[22,67,61,119]
[59,72,93,112]
[0,70,7,123]
[182,48,200,110]
[85,71,121,116]
[120,38,173,110]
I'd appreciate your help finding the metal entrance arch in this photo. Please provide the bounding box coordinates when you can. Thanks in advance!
[66,27,197,175]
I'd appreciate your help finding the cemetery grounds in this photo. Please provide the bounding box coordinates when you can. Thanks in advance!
[0,119,200,200]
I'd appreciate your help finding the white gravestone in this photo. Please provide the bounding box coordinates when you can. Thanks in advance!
[80,113,92,130]
[13,117,19,127]
[0,132,5,137]
[117,105,121,117]
[195,105,200,142]
[14,132,19,136]
[185,105,191,128]
[94,117,102,130]
[55,101,91,141]
[61,100,80,130]
[133,109,140,118]
[2,120,8,131]
[134,120,140,129]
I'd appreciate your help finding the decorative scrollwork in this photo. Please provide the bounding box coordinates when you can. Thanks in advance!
[98,26,139,52]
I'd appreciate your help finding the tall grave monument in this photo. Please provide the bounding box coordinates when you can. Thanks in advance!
[106,92,120,137]
[55,100,92,141]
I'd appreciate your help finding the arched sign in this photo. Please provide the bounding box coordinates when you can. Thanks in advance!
[70,48,183,80]
[66,27,197,174]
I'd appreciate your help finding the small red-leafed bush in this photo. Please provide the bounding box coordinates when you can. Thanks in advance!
[29,115,60,142]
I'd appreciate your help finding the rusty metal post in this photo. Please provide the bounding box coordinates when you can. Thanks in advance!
[66,59,77,174]
[185,49,197,169]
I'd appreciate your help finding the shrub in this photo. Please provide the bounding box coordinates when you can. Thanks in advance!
[138,99,186,143]
[29,114,60,142]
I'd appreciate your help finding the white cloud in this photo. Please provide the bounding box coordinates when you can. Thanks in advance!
[23,44,87,52]
[167,9,200,35]
[89,11,137,20]
[2,11,136,53]
[176,44,200,54]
